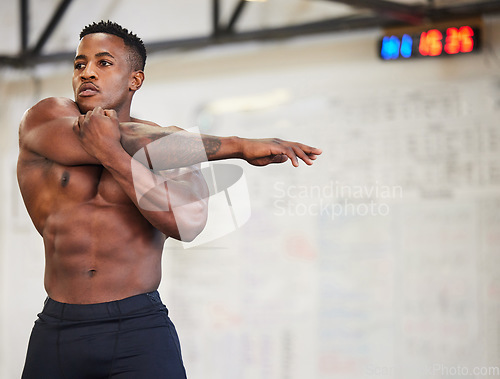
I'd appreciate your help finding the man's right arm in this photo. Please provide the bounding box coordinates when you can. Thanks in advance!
[21,97,322,169]
[19,97,100,166]
[20,97,228,168]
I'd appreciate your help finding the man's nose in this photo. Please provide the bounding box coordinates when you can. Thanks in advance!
[81,63,97,80]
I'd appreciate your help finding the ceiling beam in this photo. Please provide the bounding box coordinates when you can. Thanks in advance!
[20,0,29,53]
[0,14,394,67]
[324,0,424,25]
[428,0,500,20]
[226,0,249,33]
[31,0,73,56]
[212,0,221,36]
[148,15,396,52]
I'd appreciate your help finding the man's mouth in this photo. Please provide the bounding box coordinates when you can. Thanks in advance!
[78,83,99,97]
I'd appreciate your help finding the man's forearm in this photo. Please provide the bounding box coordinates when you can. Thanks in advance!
[118,120,322,170]
[119,122,242,170]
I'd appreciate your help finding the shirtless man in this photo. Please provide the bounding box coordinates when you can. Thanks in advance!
[17,21,321,378]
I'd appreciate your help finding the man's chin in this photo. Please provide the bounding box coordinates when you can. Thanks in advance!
[75,97,102,113]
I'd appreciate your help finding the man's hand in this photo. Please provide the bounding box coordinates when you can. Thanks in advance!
[73,107,122,162]
[240,138,322,167]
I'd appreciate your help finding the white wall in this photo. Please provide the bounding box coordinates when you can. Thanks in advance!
[2,16,500,379]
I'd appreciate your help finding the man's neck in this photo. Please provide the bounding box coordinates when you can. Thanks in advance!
[115,102,132,122]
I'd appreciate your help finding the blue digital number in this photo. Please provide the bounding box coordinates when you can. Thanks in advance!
[381,36,400,60]
[400,34,413,58]
[381,34,413,59]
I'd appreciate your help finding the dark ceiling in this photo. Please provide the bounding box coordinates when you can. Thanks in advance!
[2,0,500,68]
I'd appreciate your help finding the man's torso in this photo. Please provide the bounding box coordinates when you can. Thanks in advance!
[17,118,165,304]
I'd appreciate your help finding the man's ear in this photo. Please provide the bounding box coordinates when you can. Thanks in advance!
[129,71,145,92]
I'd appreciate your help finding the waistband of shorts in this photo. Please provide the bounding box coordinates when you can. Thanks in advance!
[41,291,163,321]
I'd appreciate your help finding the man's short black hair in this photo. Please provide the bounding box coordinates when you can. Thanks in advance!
[80,20,147,71]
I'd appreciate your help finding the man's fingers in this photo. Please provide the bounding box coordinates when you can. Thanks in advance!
[300,144,322,155]
[282,142,322,166]
[246,138,321,167]
[84,110,92,123]
[280,146,299,167]
[72,117,80,135]
[103,109,117,119]
[73,115,85,135]
[291,145,314,165]
[297,144,322,156]
[289,142,322,164]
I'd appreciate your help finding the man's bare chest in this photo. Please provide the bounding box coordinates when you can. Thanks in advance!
[18,153,132,212]
[18,154,134,234]
[49,162,130,204]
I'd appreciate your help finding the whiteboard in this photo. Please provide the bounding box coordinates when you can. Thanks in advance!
[161,77,500,379]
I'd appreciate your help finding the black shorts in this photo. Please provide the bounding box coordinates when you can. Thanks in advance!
[22,291,187,379]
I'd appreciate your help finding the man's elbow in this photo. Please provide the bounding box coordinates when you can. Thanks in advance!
[169,201,208,243]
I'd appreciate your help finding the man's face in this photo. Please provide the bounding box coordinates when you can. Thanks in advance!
[72,33,136,114]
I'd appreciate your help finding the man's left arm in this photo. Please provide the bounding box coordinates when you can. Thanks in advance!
[117,119,322,170]
[73,107,322,240]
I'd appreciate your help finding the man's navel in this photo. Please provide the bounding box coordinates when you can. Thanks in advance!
[87,269,97,278]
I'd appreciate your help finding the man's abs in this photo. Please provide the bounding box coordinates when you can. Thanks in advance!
[42,202,165,304]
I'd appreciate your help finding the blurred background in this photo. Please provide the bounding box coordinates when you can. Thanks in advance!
[1,0,500,378]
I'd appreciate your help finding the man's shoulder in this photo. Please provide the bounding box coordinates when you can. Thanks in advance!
[18,97,81,156]
[21,97,80,131]
[129,116,161,127]
[34,96,76,108]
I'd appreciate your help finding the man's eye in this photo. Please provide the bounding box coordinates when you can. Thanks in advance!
[74,63,84,70]
[100,61,112,66]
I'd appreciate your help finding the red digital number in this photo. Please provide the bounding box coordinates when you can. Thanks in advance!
[419,29,443,56]
[444,26,474,54]
[459,26,474,53]
[445,27,460,54]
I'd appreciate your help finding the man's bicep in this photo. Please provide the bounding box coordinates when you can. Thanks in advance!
[23,117,99,165]
[19,98,98,166]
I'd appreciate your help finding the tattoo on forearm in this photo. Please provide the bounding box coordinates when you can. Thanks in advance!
[122,124,223,169]
[162,136,220,166]
[202,138,221,158]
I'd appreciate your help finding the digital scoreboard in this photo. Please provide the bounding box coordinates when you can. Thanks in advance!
[379,24,482,60]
